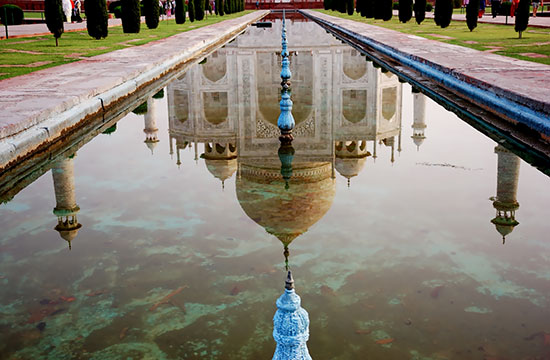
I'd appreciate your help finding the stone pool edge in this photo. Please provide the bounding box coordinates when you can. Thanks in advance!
[0,11,269,173]
[302,10,550,139]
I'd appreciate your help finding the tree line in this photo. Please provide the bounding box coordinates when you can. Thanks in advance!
[45,0,245,45]
[324,0,531,38]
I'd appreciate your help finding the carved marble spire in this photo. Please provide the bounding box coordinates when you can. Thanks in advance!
[272,271,312,360]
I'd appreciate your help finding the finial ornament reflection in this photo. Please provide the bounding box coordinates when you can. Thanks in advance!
[273,271,312,360]
[278,10,295,144]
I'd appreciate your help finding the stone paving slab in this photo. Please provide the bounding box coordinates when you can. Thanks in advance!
[304,10,550,133]
[0,11,268,170]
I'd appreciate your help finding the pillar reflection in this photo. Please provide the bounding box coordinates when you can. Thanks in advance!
[491,145,521,244]
[51,154,81,249]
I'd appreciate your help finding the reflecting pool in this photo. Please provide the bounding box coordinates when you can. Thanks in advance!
[1,16,550,360]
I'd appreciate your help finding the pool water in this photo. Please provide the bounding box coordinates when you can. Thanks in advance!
[1,17,550,360]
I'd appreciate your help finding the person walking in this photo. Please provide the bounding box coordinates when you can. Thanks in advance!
[532,0,541,16]
[479,0,486,17]
[510,0,519,16]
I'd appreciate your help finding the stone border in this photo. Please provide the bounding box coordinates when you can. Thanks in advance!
[0,11,269,172]
[302,10,550,139]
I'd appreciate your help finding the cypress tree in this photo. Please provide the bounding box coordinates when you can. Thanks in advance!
[324,0,330,10]
[338,0,347,13]
[434,0,452,27]
[466,0,479,31]
[382,0,392,20]
[347,0,354,14]
[330,0,337,11]
[175,0,186,23]
[195,0,205,20]
[189,0,195,20]
[85,0,108,39]
[223,0,228,13]
[413,0,426,23]
[122,0,141,33]
[214,0,219,14]
[363,0,374,16]
[356,0,362,14]
[374,0,383,18]
[45,0,64,46]
[218,0,224,15]
[143,0,160,29]
[399,0,412,22]
[514,0,529,38]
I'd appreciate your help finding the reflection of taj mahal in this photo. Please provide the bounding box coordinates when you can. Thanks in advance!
[166,20,403,247]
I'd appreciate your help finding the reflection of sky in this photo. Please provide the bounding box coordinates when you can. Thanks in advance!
[1,59,550,360]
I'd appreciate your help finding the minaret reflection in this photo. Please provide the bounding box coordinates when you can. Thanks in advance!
[143,96,160,155]
[411,88,427,151]
[491,145,521,244]
[335,141,370,187]
[202,142,237,190]
[51,154,81,249]
[272,271,312,360]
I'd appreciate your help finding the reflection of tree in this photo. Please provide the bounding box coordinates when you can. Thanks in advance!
[491,145,521,244]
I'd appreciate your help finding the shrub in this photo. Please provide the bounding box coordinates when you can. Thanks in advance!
[0,4,24,25]
[383,0,393,19]
[514,0,530,38]
[500,1,511,14]
[113,5,122,17]
[399,0,412,22]
[189,0,195,21]
[175,0,186,23]
[153,89,164,99]
[426,2,433,11]
[143,0,160,29]
[414,0,426,23]
[363,0,374,16]
[347,0,354,14]
[132,102,148,115]
[434,0,452,27]
[108,0,122,12]
[466,0,479,31]
[44,0,64,46]
[122,0,141,32]
[194,0,204,20]
[85,0,109,39]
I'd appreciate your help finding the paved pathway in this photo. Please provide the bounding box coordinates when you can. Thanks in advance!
[0,11,269,170]
[305,10,550,133]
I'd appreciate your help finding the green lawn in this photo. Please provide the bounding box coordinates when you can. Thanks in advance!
[0,11,251,80]
[316,9,550,65]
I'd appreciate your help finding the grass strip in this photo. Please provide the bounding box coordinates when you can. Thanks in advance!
[315,9,550,65]
[0,11,252,80]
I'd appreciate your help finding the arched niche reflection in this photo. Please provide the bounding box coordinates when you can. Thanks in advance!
[343,49,367,81]
[256,52,313,127]
[202,92,228,126]
[201,51,227,83]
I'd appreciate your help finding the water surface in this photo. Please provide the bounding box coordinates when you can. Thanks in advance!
[1,16,550,360]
